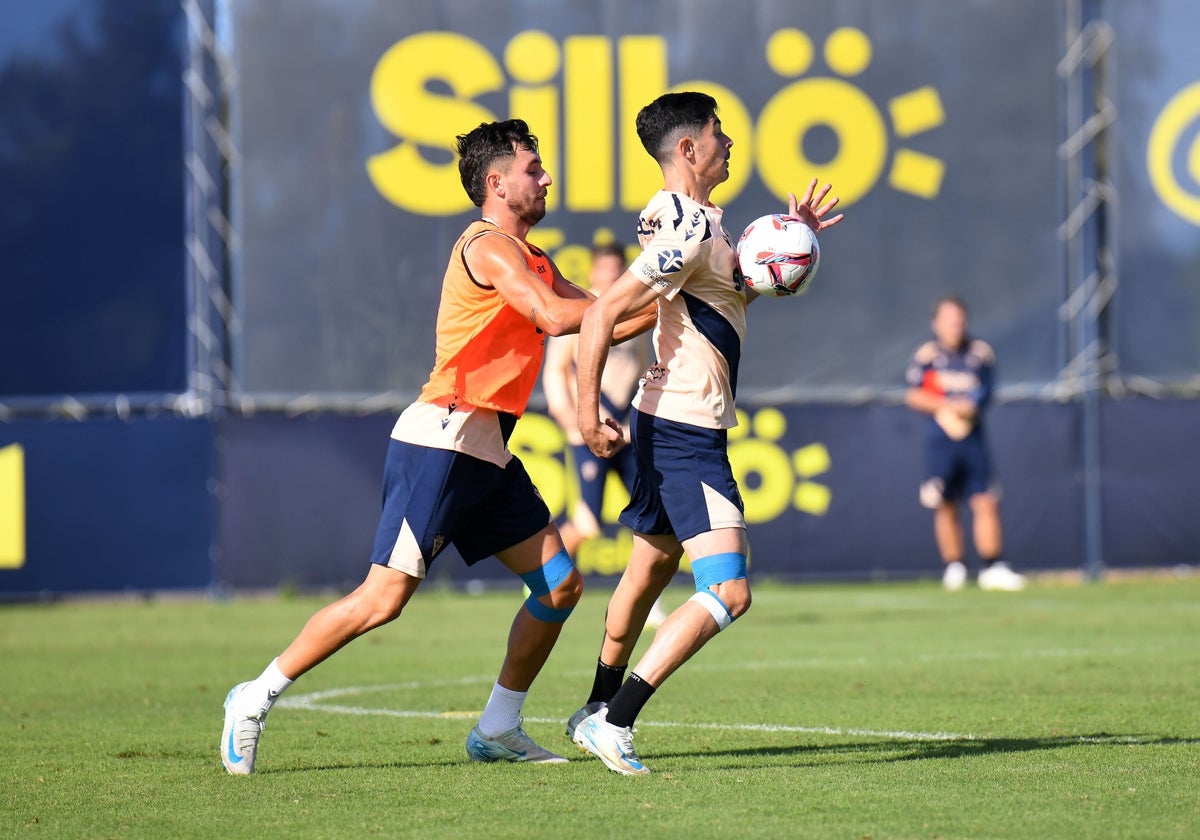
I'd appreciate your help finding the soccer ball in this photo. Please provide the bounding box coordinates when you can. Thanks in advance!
[735,214,820,297]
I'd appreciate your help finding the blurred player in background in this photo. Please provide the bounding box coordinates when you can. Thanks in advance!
[905,295,1026,592]
[541,242,666,628]
[565,91,843,775]
[220,119,654,775]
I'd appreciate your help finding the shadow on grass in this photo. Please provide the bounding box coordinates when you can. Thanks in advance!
[217,734,1200,775]
[649,733,1200,769]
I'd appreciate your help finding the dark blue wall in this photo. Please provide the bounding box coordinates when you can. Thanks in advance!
[213,403,1093,589]
[0,416,215,598]
[0,0,188,396]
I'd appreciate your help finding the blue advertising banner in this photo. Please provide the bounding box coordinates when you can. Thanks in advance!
[1100,398,1200,569]
[0,417,215,598]
[214,402,1085,590]
[225,0,1064,399]
[1113,0,1200,386]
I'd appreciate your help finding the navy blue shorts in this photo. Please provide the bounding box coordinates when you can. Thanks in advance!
[921,432,995,507]
[619,409,745,542]
[369,439,551,576]
[570,442,638,518]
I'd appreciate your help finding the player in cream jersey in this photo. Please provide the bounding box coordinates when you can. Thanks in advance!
[565,92,844,775]
[628,189,745,430]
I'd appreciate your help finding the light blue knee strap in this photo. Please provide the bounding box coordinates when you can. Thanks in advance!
[688,552,747,631]
[524,594,574,623]
[519,548,574,597]
[521,548,577,623]
[691,552,748,591]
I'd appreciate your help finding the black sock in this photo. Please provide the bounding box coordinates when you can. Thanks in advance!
[588,659,627,705]
[982,556,1000,569]
[604,672,656,728]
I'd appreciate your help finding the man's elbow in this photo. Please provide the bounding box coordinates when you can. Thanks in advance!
[539,316,576,338]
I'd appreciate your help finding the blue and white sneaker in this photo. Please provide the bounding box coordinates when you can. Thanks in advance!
[466,722,567,763]
[221,681,267,775]
[572,707,650,776]
[565,701,606,742]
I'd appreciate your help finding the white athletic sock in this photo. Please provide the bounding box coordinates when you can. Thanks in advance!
[476,683,527,737]
[242,658,294,711]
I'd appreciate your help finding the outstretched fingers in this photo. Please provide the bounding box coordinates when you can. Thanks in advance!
[789,179,844,230]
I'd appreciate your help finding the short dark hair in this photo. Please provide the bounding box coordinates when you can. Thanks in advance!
[591,242,626,261]
[933,295,969,318]
[455,119,540,207]
[635,91,718,164]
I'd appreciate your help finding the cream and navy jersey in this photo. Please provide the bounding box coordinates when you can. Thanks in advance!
[626,190,746,430]
[905,338,996,437]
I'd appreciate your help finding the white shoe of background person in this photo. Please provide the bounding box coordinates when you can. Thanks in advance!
[978,561,1027,591]
[941,561,968,592]
[644,599,668,629]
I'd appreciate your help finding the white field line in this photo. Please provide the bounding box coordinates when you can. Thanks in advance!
[275,644,1163,745]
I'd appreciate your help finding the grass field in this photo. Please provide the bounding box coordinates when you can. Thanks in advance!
[2,575,1198,838]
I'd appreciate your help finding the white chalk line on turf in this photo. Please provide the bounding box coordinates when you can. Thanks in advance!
[278,679,973,742]
[277,695,974,742]
[276,644,1164,745]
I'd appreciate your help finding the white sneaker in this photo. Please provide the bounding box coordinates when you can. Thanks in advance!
[565,701,606,742]
[571,707,650,776]
[978,562,1027,591]
[466,722,568,763]
[942,561,967,592]
[221,682,267,775]
[645,599,668,629]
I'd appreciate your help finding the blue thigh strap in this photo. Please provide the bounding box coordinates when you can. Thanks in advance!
[519,548,574,597]
[690,552,748,591]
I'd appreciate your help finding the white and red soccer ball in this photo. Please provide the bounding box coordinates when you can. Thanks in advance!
[735,214,820,297]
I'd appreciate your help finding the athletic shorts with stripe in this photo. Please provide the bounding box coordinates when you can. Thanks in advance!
[922,432,996,507]
[369,439,552,576]
[618,408,745,543]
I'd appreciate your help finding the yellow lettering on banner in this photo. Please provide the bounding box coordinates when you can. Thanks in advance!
[757,77,886,208]
[366,32,501,214]
[618,36,668,211]
[564,36,614,211]
[506,31,561,212]
[507,413,567,516]
[368,27,947,217]
[1148,80,1200,226]
[0,444,26,569]
[576,527,635,575]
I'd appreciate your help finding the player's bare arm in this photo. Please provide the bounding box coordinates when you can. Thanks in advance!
[464,233,590,336]
[577,273,660,458]
[905,386,944,415]
[612,299,658,344]
[542,335,580,431]
[550,261,655,345]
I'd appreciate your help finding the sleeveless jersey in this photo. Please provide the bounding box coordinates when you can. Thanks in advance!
[418,220,554,415]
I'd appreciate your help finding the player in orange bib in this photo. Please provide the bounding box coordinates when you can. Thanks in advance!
[220,119,654,774]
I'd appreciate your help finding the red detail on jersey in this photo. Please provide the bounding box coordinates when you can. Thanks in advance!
[921,368,944,396]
